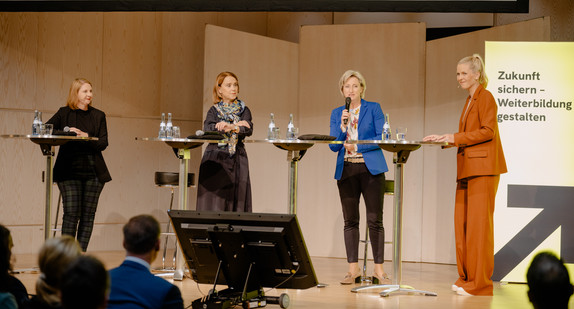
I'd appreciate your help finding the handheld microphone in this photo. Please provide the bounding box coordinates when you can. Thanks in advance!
[343,97,351,125]
[190,130,224,140]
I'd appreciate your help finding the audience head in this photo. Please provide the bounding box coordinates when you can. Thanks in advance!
[212,71,240,104]
[527,251,573,309]
[122,215,161,258]
[0,224,14,291]
[61,255,109,309]
[66,78,93,110]
[339,70,366,99]
[36,236,82,307]
[458,54,488,88]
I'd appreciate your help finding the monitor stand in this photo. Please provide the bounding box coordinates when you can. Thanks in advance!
[191,261,290,309]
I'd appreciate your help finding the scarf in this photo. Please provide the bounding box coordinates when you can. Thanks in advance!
[214,99,244,155]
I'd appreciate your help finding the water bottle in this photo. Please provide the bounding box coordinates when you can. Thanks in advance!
[383,113,391,140]
[165,113,173,138]
[286,113,296,139]
[32,110,41,135]
[38,111,43,133]
[267,113,276,140]
[158,113,166,138]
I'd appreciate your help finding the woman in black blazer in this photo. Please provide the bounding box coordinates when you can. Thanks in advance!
[46,78,111,252]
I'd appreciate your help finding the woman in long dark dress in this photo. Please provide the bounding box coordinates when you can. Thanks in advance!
[196,72,253,212]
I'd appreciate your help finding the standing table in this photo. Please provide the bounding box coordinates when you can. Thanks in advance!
[136,137,207,280]
[350,140,446,297]
[244,139,342,215]
[0,134,98,240]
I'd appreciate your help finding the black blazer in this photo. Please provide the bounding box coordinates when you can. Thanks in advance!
[47,106,112,183]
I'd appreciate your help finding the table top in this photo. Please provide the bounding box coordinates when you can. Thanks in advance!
[137,137,340,143]
[350,139,449,152]
[136,137,211,149]
[136,137,218,143]
[1,134,98,140]
[1,134,98,146]
[135,137,448,146]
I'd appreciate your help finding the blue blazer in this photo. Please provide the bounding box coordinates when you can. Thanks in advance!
[329,99,388,180]
[107,260,183,309]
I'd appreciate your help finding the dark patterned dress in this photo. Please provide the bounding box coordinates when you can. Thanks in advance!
[196,100,253,212]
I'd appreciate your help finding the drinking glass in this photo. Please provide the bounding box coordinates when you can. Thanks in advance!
[287,127,299,140]
[272,127,280,140]
[173,126,181,138]
[41,124,53,136]
[396,127,407,141]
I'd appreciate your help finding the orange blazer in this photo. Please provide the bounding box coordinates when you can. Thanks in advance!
[453,85,507,180]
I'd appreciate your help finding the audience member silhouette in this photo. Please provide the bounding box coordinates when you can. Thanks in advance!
[24,236,82,309]
[0,225,18,309]
[527,251,573,309]
[1,224,29,307]
[61,255,109,309]
[107,214,183,309]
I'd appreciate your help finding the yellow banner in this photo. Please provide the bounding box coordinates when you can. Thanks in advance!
[486,41,574,283]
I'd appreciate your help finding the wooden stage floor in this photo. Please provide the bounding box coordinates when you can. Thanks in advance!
[13,251,546,309]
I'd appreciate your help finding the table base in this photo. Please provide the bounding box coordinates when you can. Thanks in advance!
[351,284,438,297]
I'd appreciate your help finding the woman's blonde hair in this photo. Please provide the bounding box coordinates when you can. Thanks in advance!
[458,54,488,88]
[212,72,239,104]
[35,236,82,307]
[339,70,366,99]
[66,78,92,110]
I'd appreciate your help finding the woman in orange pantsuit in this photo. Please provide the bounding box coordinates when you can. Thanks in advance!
[424,54,507,296]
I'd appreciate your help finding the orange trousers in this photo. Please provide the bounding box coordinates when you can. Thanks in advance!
[454,175,499,296]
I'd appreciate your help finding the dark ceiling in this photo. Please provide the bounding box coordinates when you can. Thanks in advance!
[0,0,529,13]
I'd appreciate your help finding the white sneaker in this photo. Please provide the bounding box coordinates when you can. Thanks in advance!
[457,287,472,296]
[451,284,459,292]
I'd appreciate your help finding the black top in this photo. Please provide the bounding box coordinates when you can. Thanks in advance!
[46,106,112,183]
[3,275,29,308]
[21,295,62,309]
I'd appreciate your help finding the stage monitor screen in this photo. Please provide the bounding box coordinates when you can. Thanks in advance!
[169,210,318,291]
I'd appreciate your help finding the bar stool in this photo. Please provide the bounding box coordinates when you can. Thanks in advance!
[357,179,394,284]
[154,171,195,270]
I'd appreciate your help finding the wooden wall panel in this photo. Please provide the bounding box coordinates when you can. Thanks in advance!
[159,12,216,121]
[334,12,494,28]
[495,0,574,41]
[203,24,298,215]
[422,17,551,264]
[214,12,268,37]
[0,13,40,110]
[36,13,104,112]
[100,13,162,117]
[267,12,333,43]
[0,111,46,227]
[298,23,427,262]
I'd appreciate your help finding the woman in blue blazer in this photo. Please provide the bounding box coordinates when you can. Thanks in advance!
[329,70,389,285]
